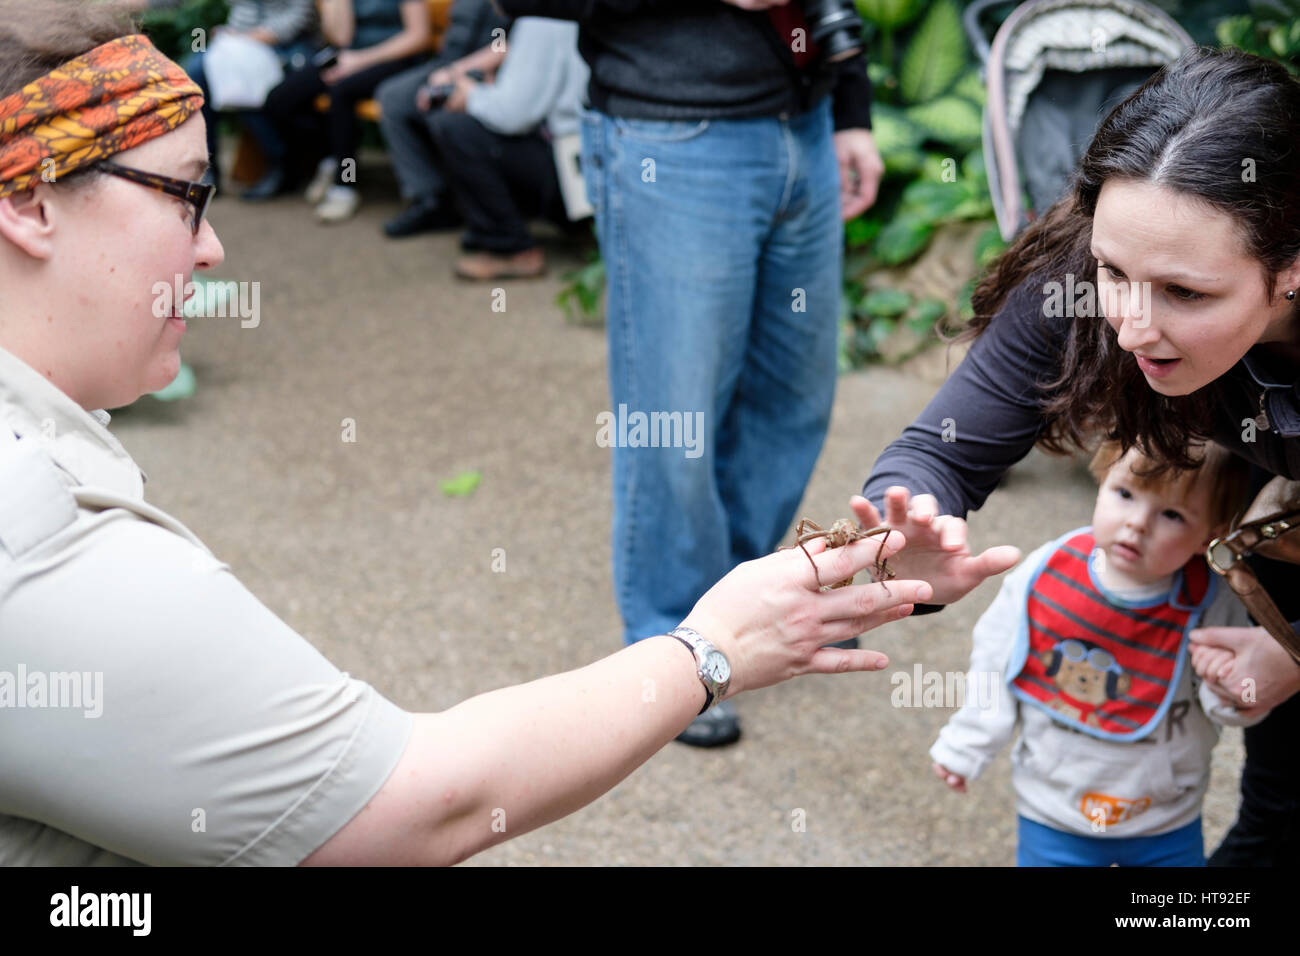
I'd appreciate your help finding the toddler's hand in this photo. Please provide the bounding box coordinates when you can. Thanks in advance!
[932,761,967,793]
[1190,643,1234,682]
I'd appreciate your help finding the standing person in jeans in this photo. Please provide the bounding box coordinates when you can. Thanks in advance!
[243,0,431,221]
[497,0,883,746]
[376,0,511,238]
[131,0,320,189]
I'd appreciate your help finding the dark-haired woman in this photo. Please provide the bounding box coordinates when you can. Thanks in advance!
[853,45,1300,866]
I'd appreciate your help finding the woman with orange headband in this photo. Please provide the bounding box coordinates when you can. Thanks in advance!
[0,1,931,866]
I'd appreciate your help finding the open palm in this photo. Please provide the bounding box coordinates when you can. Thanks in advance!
[850,488,1022,607]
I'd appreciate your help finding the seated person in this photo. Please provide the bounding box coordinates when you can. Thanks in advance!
[132,0,320,188]
[244,0,430,222]
[428,16,589,279]
[375,0,511,237]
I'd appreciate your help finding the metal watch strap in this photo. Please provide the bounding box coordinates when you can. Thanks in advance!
[667,626,716,715]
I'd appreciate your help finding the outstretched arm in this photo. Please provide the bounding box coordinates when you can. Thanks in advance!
[304,527,933,865]
[856,279,1068,606]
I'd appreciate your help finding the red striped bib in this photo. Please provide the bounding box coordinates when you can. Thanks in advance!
[1009,529,1213,741]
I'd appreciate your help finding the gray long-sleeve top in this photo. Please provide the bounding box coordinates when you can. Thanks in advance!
[861,275,1300,636]
[465,18,589,137]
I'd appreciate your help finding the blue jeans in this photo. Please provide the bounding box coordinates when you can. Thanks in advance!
[579,99,843,644]
[1017,816,1206,866]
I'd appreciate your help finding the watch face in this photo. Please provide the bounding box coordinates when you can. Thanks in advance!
[703,650,731,683]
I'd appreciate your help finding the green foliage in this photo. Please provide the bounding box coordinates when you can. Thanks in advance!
[898,0,966,103]
[440,471,483,498]
[138,0,230,63]
[840,286,953,367]
[904,96,982,149]
[844,0,997,365]
[873,214,935,266]
[860,288,912,318]
[973,223,1007,271]
[1217,8,1300,70]
[951,68,986,106]
[555,254,605,325]
[854,0,925,31]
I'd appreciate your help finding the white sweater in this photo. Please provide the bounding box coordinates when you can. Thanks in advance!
[931,537,1269,838]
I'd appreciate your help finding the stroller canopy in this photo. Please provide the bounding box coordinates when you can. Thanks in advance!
[972,0,1194,239]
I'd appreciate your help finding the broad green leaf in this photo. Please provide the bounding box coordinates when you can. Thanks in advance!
[884,147,925,177]
[907,297,947,333]
[1216,16,1255,50]
[952,68,986,106]
[899,0,966,104]
[920,151,962,183]
[874,213,934,265]
[440,470,483,497]
[869,107,924,153]
[950,195,994,220]
[901,179,972,221]
[905,95,983,148]
[856,0,924,31]
[860,288,913,318]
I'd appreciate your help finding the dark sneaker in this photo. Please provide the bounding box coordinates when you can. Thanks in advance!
[674,700,741,747]
[383,200,462,238]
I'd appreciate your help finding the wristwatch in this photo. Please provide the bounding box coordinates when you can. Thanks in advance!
[667,626,732,715]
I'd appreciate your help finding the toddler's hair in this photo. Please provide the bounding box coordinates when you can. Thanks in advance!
[1088,440,1251,533]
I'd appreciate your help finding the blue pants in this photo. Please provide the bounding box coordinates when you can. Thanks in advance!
[579,99,843,644]
[1017,816,1206,866]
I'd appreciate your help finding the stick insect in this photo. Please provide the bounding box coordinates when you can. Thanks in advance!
[787,518,896,592]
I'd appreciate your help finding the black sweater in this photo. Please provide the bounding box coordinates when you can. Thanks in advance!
[495,0,872,130]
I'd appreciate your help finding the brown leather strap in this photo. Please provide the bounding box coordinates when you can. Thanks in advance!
[1223,561,1300,664]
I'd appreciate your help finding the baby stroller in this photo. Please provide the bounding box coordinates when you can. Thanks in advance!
[964,0,1195,241]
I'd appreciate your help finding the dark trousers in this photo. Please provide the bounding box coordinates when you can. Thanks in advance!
[1208,552,1300,866]
[262,55,425,182]
[426,111,569,254]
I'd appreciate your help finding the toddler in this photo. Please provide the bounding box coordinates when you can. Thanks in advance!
[931,441,1267,866]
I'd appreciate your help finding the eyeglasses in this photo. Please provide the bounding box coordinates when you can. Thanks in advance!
[95,160,216,236]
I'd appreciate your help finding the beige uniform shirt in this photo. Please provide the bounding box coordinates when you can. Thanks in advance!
[0,346,412,865]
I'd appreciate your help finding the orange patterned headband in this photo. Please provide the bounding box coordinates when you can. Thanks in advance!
[0,34,202,199]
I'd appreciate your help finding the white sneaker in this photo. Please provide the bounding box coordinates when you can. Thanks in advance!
[305,157,339,205]
[316,185,360,223]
